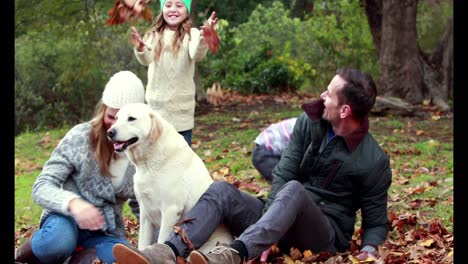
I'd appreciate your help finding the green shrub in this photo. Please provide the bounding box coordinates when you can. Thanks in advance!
[15,10,146,135]
[199,1,379,95]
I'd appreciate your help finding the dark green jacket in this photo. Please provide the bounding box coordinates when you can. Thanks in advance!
[264,99,392,252]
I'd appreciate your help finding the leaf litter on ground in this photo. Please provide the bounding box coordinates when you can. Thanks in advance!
[15,91,453,263]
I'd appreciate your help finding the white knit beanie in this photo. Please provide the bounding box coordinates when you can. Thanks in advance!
[102,71,145,109]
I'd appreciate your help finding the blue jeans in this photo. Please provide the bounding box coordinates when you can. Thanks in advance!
[31,213,130,264]
[179,129,192,147]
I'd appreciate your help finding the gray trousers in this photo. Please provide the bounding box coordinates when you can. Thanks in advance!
[167,180,336,259]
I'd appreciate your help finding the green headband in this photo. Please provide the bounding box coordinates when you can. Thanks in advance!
[160,0,192,13]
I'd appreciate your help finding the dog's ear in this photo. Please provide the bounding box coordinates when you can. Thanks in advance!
[149,112,162,144]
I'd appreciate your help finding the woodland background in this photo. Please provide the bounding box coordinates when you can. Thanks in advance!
[15,0,453,135]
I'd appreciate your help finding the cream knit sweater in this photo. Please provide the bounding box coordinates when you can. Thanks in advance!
[134,28,209,131]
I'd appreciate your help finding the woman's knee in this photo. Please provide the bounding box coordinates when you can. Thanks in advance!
[33,214,78,259]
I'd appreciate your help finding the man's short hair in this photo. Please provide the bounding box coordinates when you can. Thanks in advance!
[336,68,377,119]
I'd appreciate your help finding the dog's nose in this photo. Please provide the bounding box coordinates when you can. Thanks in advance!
[107,128,116,140]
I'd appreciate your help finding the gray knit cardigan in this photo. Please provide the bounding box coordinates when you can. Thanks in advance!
[32,122,137,238]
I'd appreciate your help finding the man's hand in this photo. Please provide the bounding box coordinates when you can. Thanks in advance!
[353,246,383,263]
[68,198,105,231]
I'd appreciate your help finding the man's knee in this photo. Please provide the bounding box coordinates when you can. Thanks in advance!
[209,181,235,194]
[277,180,307,200]
[283,180,304,192]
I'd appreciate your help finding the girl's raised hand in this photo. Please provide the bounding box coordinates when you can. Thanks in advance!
[200,12,220,54]
[207,11,218,27]
[130,26,147,51]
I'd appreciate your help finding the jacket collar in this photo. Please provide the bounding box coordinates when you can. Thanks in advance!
[301,99,369,152]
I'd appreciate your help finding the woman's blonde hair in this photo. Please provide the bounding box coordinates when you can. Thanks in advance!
[89,101,115,177]
[145,13,193,60]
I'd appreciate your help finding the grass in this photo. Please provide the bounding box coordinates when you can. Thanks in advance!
[14,100,453,246]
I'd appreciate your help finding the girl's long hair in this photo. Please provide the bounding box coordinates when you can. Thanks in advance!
[144,12,193,60]
[89,101,115,177]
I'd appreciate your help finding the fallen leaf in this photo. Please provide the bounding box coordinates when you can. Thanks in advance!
[419,239,435,247]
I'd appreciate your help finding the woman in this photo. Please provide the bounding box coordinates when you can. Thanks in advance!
[15,71,145,264]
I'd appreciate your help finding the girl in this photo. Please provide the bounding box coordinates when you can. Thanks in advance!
[15,71,145,264]
[130,0,218,146]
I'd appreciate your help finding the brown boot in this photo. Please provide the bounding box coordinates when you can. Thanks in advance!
[67,248,99,264]
[189,245,241,264]
[113,243,177,264]
[15,237,41,264]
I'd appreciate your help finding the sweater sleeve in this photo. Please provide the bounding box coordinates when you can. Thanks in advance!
[263,114,307,213]
[31,125,85,216]
[134,31,157,66]
[188,28,209,62]
[360,155,392,248]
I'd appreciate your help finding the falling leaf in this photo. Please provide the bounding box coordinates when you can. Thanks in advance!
[105,0,153,26]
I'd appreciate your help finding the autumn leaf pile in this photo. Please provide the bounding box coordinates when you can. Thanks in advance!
[115,206,453,263]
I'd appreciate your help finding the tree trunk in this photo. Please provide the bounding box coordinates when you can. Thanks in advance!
[427,16,453,102]
[363,0,383,55]
[363,0,452,112]
[380,0,425,102]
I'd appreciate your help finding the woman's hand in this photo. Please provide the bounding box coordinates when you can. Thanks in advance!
[68,198,105,231]
[130,26,147,51]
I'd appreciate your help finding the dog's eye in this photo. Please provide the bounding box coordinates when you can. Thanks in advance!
[128,116,136,121]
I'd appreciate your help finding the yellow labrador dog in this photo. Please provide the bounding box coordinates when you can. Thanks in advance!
[107,103,232,252]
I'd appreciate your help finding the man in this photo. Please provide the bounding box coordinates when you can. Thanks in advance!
[252,117,297,182]
[112,67,392,264]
